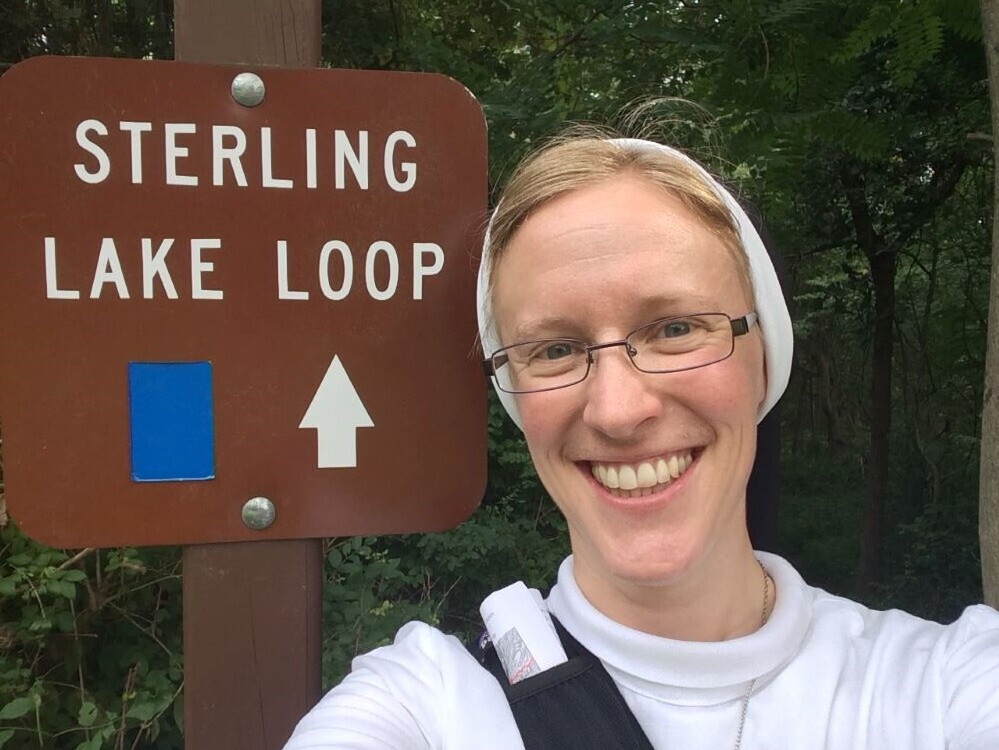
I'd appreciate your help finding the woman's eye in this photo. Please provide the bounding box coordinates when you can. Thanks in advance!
[541,342,574,360]
[659,321,692,338]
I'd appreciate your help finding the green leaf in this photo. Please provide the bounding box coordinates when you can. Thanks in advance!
[78,700,98,728]
[126,700,161,722]
[53,610,77,632]
[326,547,342,567]
[33,552,54,567]
[27,617,52,633]
[0,729,15,749]
[0,578,17,596]
[44,579,76,599]
[0,696,34,720]
[173,690,184,735]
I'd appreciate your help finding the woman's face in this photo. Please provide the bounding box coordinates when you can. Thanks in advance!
[491,175,766,611]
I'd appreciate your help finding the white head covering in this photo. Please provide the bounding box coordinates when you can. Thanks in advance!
[477,137,793,429]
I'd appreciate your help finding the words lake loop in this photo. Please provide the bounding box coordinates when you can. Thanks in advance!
[44,237,446,302]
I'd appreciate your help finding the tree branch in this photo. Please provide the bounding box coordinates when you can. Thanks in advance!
[58,547,97,571]
[892,160,967,251]
[785,237,853,261]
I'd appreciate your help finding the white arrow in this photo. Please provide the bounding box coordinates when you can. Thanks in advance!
[299,355,374,468]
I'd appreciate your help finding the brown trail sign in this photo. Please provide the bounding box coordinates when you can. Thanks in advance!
[0,42,490,748]
[0,56,489,548]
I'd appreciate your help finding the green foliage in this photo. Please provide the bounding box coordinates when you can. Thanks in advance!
[321,534,448,686]
[0,0,173,63]
[780,448,865,591]
[877,500,983,621]
[0,525,183,750]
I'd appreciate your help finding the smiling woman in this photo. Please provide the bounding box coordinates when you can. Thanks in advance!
[488,172,769,641]
[283,131,999,750]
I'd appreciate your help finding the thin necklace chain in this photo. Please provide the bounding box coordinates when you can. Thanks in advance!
[733,559,772,750]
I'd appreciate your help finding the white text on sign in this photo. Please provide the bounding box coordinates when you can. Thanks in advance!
[41,120,446,301]
[277,240,444,301]
[43,238,444,301]
[74,120,418,192]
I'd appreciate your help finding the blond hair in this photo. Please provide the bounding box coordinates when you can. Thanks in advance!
[487,130,754,302]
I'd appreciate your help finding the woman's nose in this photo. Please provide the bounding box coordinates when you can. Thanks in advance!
[581,345,663,439]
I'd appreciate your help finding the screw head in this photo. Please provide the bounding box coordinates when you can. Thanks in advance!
[231,72,265,107]
[242,496,276,530]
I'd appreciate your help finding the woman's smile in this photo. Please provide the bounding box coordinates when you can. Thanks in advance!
[588,450,695,495]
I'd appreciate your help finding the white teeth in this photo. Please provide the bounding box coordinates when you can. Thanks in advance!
[636,462,657,488]
[590,451,695,494]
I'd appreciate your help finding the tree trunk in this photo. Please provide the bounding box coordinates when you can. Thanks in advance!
[858,247,896,592]
[980,0,999,607]
[842,168,895,594]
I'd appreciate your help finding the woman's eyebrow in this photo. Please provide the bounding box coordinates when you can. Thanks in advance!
[638,294,722,316]
[511,316,583,341]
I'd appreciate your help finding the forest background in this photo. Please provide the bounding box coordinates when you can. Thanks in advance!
[0,0,994,748]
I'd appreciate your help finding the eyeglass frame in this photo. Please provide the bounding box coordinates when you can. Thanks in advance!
[482,311,759,394]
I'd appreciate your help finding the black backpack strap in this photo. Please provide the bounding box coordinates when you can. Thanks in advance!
[471,617,655,750]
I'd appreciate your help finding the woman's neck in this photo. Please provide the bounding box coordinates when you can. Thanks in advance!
[574,544,771,641]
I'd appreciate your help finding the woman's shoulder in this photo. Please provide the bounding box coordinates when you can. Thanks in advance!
[356,619,472,666]
[805,584,999,699]
[346,619,497,692]
[283,620,518,750]
[776,563,999,746]
[766,554,999,673]
[808,584,999,646]
[316,617,499,706]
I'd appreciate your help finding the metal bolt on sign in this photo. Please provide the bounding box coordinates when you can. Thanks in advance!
[231,72,265,107]
[242,496,276,529]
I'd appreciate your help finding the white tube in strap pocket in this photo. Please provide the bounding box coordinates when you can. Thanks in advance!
[480,582,568,684]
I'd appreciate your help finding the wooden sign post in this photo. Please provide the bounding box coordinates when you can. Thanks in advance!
[173,7,324,743]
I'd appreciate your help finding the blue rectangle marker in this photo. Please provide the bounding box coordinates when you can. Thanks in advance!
[128,361,216,482]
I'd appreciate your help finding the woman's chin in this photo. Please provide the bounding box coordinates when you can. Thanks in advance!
[578,539,700,591]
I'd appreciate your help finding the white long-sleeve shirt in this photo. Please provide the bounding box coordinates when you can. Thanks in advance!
[283,553,999,749]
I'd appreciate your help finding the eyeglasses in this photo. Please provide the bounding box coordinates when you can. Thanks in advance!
[483,312,758,394]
